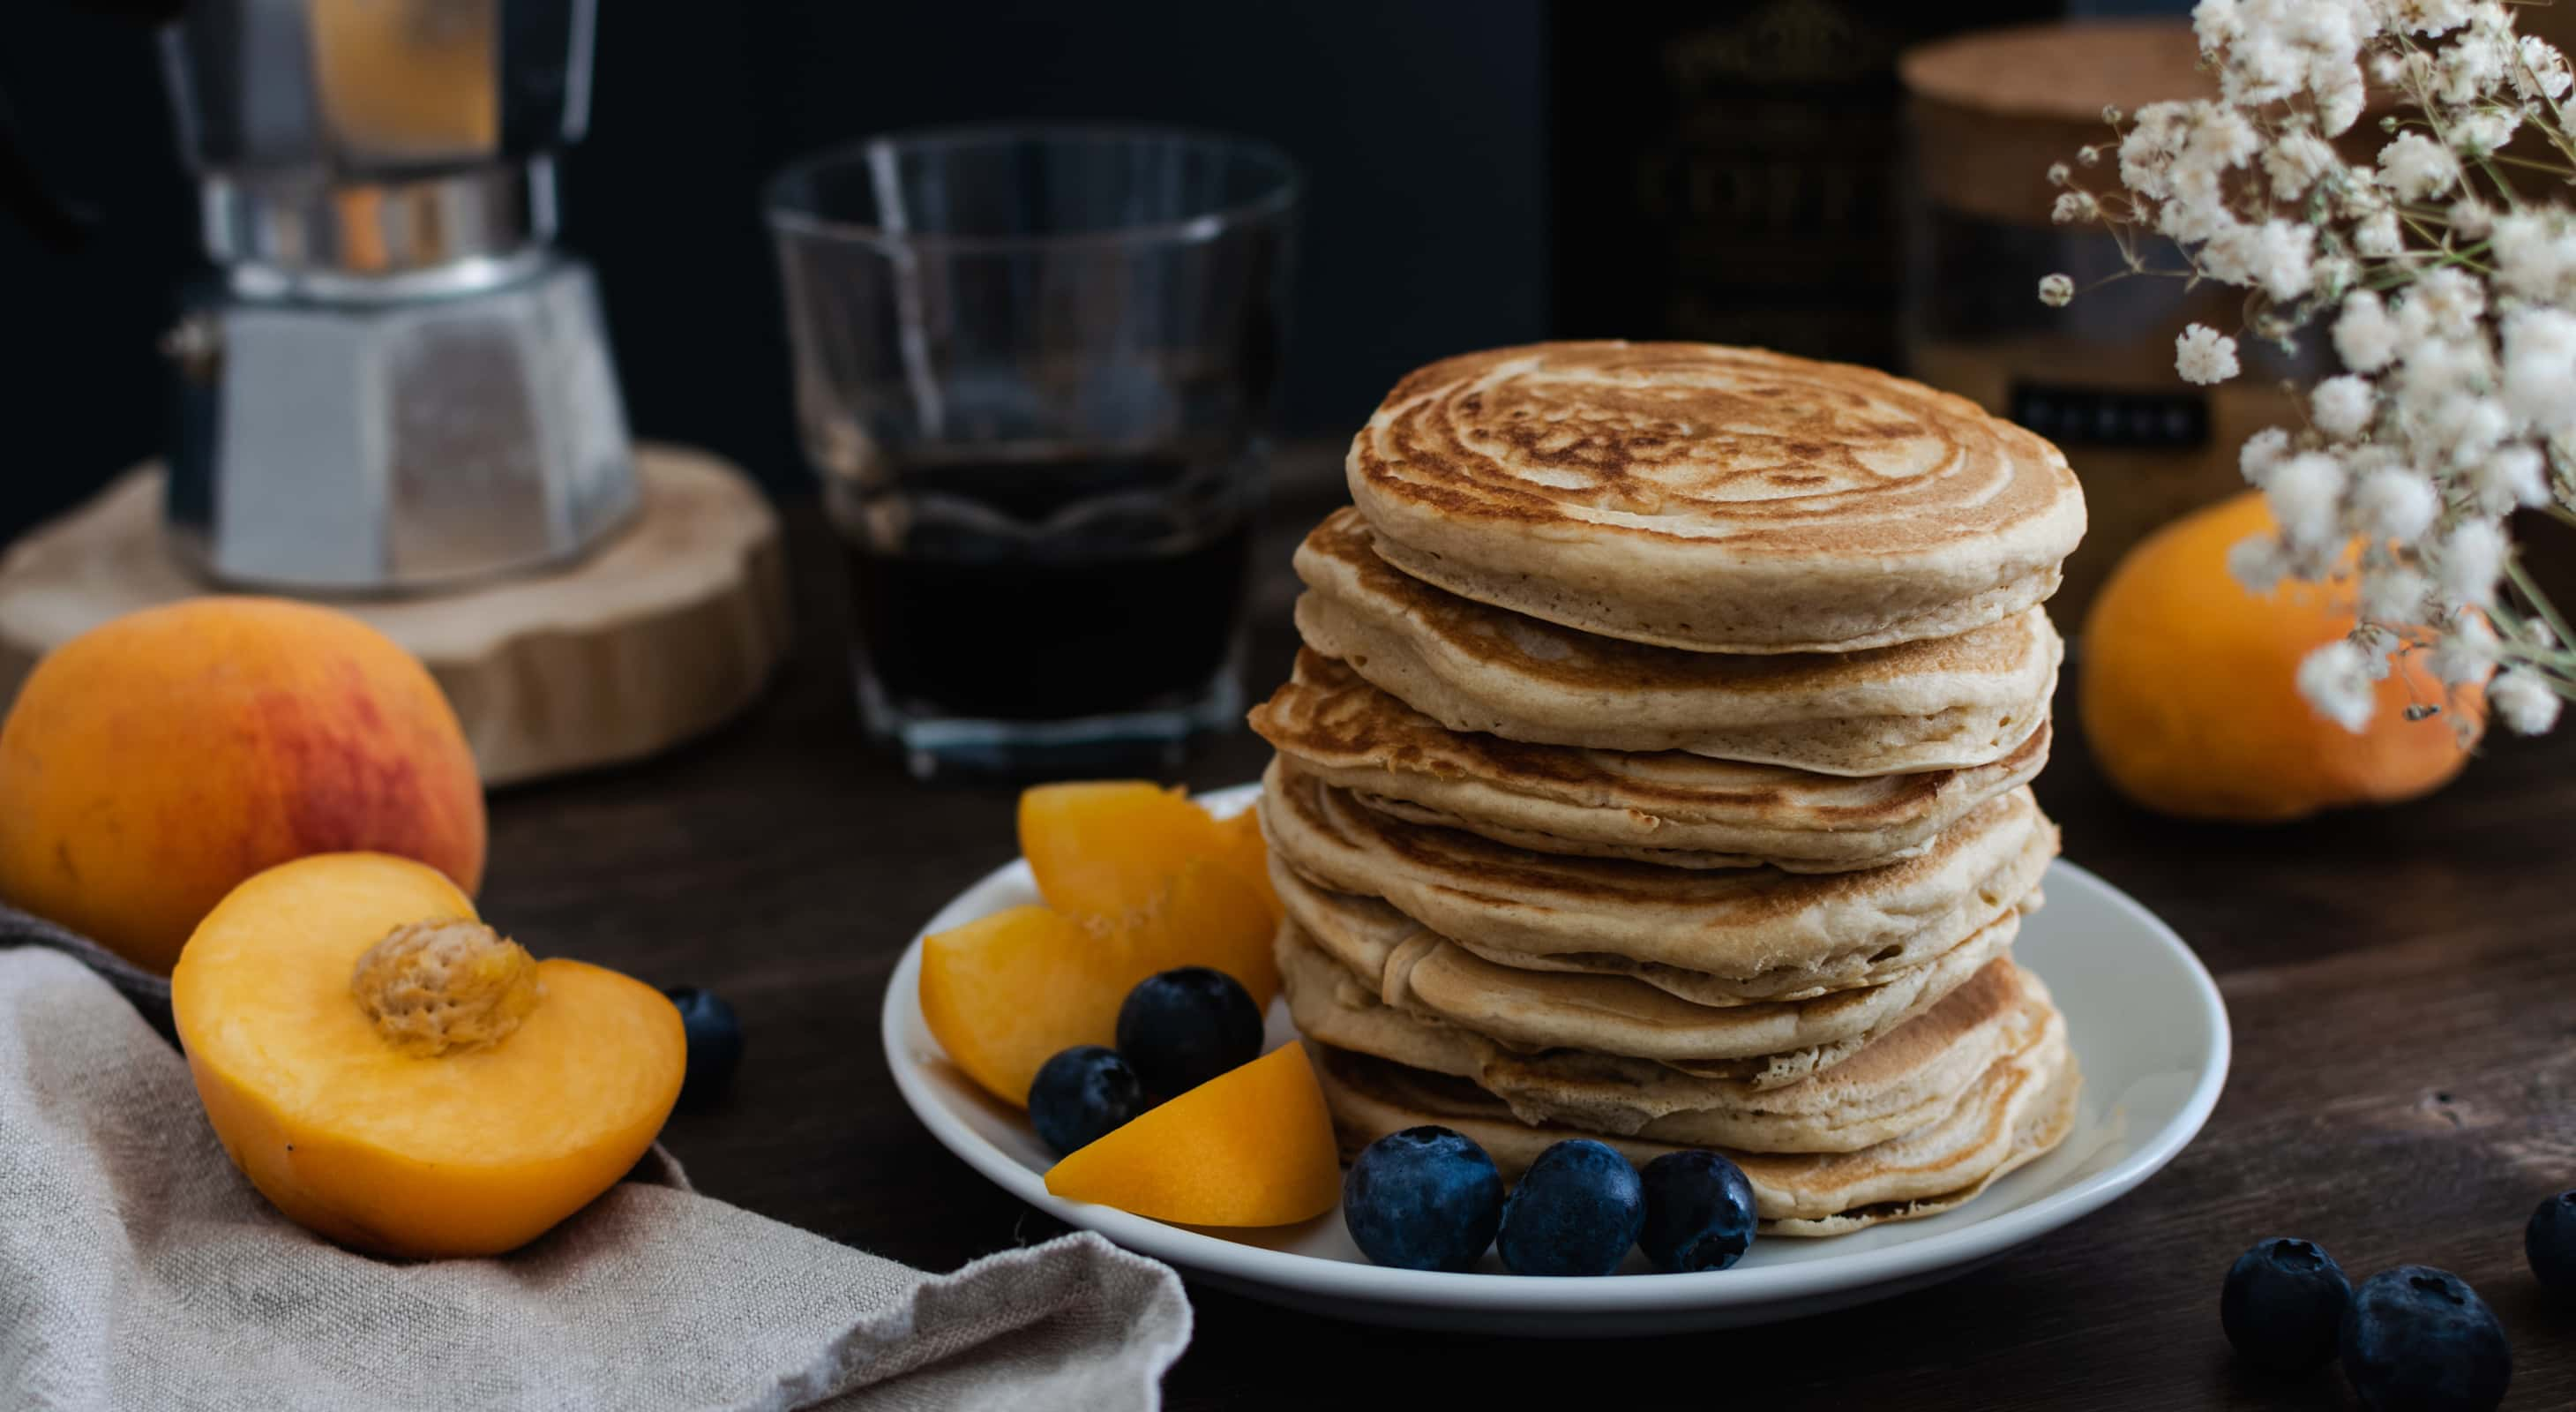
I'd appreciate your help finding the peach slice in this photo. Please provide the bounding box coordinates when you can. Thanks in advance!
[918,905,1107,1108]
[1129,860,1280,1010]
[919,859,1279,1108]
[1045,1042,1340,1226]
[1021,782,1224,917]
[1211,807,1283,924]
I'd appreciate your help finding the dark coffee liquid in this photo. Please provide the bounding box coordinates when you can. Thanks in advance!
[836,452,1254,722]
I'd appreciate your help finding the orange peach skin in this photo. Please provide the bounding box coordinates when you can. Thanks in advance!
[0,597,486,973]
[171,853,684,1258]
[2082,492,2482,822]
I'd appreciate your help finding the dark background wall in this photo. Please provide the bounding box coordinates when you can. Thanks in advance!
[0,1,1548,539]
[0,0,2193,545]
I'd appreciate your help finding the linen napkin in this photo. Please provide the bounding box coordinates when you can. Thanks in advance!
[0,917,1192,1411]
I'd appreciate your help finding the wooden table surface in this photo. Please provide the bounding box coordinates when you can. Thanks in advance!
[480,467,2576,1410]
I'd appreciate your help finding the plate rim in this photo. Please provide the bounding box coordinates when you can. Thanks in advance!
[881,785,2231,1313]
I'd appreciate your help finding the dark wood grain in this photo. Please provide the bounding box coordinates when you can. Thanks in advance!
[479,454,2576,1410]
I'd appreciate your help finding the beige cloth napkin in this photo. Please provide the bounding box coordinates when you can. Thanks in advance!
[0,935,1192,1411]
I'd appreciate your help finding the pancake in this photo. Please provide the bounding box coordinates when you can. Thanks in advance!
[1344,341,2086,655]
[1259,757,2056,988]
[1443,886,2043,1009]
[1251,648,2051,870]
[1284,927,2040,1152]
[1280,915,1869,1094]
[1274,859,2012,1070]
[1277,910,2048,1145]
[1294,507,2061,777]
[1313,1033,2078,1236]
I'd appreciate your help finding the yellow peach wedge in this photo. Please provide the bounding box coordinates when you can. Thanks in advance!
[917,904,1105,1108]
[1211,806,1283,924]
[919,859,1278,1108]
[1019,781,1225,917]
[169,852,684,1258]
[1045,1042,1340,1227]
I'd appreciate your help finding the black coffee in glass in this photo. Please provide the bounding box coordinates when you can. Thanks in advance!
[835,449,1254,724]
[768,128,1299,777]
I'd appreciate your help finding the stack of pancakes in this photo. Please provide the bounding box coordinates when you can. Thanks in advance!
[1250,342,2090,1236]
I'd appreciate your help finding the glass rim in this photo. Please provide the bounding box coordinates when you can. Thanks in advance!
[762,123,1302,254]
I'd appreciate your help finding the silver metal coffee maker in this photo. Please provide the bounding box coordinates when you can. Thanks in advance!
[159,0,635,593]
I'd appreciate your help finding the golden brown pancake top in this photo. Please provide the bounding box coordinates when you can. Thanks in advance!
[1351,341,2077,558]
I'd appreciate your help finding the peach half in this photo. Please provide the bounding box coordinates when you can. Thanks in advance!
[170,852,683,1258]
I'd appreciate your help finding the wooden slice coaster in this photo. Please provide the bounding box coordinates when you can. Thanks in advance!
[0,443,791,787]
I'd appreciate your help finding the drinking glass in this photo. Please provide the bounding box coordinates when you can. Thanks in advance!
[766,126,1299,778]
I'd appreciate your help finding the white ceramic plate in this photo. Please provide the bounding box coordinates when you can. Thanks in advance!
[882,784,2229,1335]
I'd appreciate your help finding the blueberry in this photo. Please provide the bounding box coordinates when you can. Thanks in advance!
[2340,1266,2511,1412]
[1343,1126,1505,1272]
[2525,1188,2576,1293]
[1115,967,1263,1097]
[662,986,743,1108]
[1496,1139,1644,1277]
[2220,1237,2350,1372]
[1028,1045,1149,1156]
[1637,1151,1757,1273]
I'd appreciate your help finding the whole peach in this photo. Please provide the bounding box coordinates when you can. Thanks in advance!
[0,597,485,972]
[2082,492,2481,822]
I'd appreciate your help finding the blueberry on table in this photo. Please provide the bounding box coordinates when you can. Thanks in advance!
[1496,1138,1644,1277]
[1343,1126,1505,1272]
[2526,1188,2576,1293]
[2340,1266,2511,1412]
[1114,967,1263,1098]
[1637,1150,1758,1273]
[1028,1046,1148,1156]
[661,986,744,1108]
[2220,1237,2350,1372]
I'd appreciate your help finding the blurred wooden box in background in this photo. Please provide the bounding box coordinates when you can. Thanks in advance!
[1898,19,2312,627]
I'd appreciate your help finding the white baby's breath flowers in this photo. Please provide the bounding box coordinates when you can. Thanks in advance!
[2499,308,2576,435]
[2473,444,2549,514]
[2175,323,2242,384]
[2332,291,2400,372]
[2354,209,2405,257]
[2514,35,2572,100]
[2491,211,2576,303]
[2227,534,2292,594]
[2351,465,2441,542]
[2489,668,2563,733]
[2266,451,2348,548]
[2437,519,2507,606]
[2360,565,2431,623]
[2237,427,2293,492]
[2378,130,2460,199]
[2311,375,2376,438]
[2430,612,2497,685]
[2041,0,2576,734]
[2297,640,2379,732]
[2446,107,2520,156]
[2263,127,2340,199]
